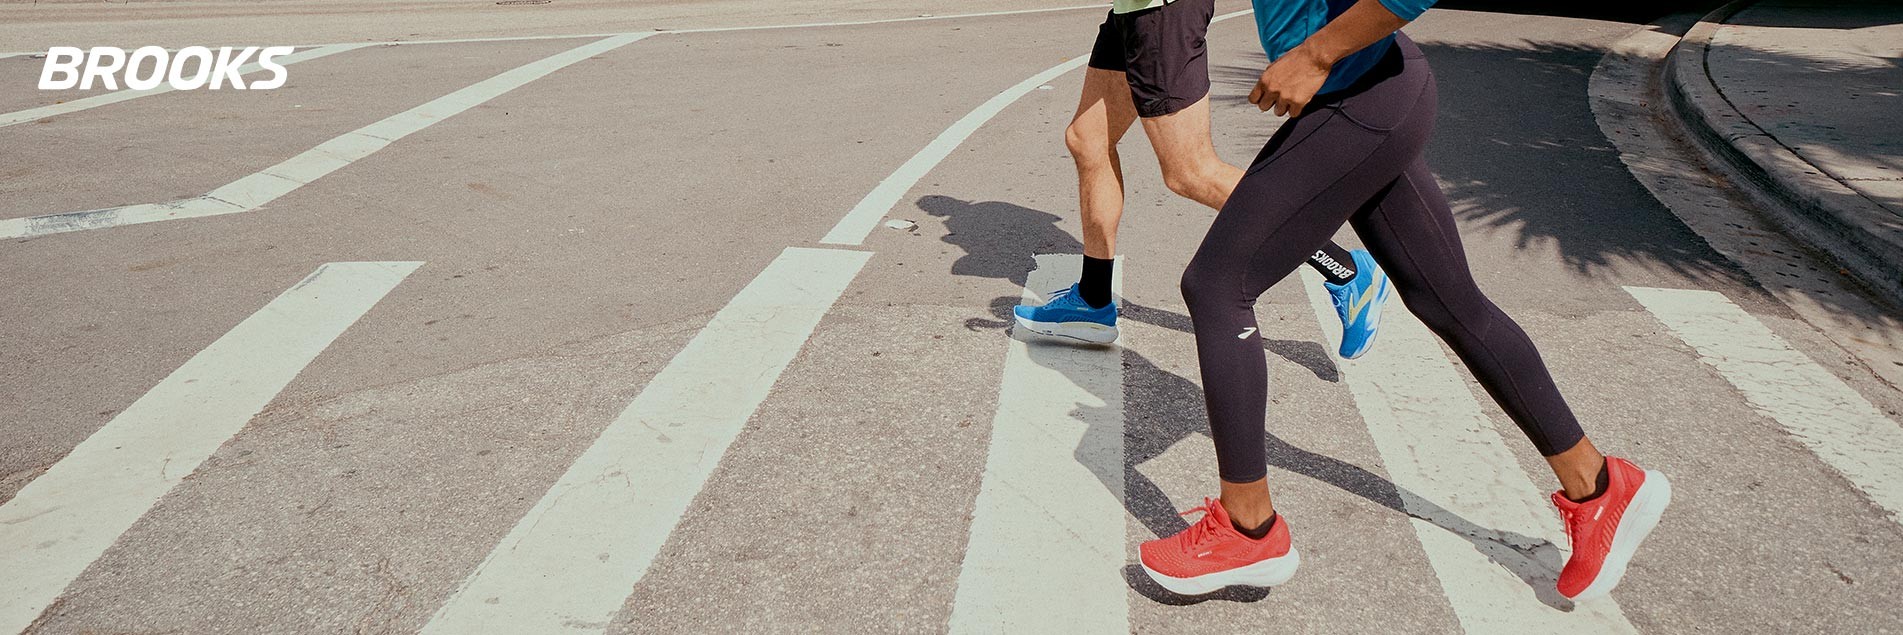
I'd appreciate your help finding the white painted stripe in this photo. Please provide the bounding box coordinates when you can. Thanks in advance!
[0,261,420,634]
[817,57,1085,245]
[950,254,1127,633]
[819,9,1253,245]
[0,33,652,241]
[422,246,870,635]
[667,4,1105,34]
[1300,270,1636,633]
[0,44,367,129]
[0,4,1106,58]
[1626,286,1903,523]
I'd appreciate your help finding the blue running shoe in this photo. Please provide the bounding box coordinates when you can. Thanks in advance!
[1013,283,1118,343]
[1325,250,1391,359]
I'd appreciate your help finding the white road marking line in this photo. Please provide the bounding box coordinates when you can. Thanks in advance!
[0,44,367,129]
[1300,270,1637,633]
[0,33,653,241]
[819,9,1252,245]
[667,4,1104,34]
[0,4,1107,58]
[818,57,1085,245]
[1626,286,1903,523]
[0,261,420,635]
[422,246,869,635]
[950,254,1126,633]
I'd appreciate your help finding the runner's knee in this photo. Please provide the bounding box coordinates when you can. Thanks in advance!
[1064,120,1114,164]
[1179,255,1235,313]
[1400,282,1494,342]
[1159,162,1216,200]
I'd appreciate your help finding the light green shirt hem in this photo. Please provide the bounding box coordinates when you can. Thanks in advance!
[1112,0,1166,14]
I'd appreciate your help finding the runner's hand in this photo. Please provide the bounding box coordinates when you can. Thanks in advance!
[1248,47,1332,118]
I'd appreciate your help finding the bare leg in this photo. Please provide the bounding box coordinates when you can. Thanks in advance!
[1066,68,1142,260]
[1219,477,1276,530]
[1138,95,1244,211]
[1548,438,1608,500]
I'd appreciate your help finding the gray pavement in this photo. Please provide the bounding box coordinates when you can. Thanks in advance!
[1714,0,1902,214]
[1669,0,1903,306]
[4,1,1903,633]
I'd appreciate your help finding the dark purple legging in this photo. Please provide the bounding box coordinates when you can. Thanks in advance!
[1180,33,1585,484]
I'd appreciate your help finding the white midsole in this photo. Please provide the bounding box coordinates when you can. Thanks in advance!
[1140,548,1301,596]
[1013,315,1117,344]
[1571,470,1672,601]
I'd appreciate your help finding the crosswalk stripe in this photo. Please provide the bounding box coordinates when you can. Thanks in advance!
[0,261,421,634]
[1299,270,1637,633]
[949,254,1127,632]
[1626,286,1903,523]
[421,246,870,635]
[0,33,653,241]
[0,44,368,129]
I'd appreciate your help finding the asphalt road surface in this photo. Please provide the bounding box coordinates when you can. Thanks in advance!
[4,1,1902,633]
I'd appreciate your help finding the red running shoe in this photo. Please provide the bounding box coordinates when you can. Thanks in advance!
[1553,456,1672,601]
[1138,498,1300,595]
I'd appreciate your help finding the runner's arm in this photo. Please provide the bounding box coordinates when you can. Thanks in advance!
[1248,0,1429,117]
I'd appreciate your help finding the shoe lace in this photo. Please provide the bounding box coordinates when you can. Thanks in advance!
[1046,287,1076,302]
[1179,498,1228,550]
[1557,504,1582,549]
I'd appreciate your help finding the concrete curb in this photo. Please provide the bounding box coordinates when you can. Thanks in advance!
[1665,0,1903,307]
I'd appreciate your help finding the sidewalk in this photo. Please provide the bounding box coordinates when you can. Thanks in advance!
[1668,0,1903,306]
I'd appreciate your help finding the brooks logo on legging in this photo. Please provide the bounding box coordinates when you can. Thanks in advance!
[1311,249,1354,280]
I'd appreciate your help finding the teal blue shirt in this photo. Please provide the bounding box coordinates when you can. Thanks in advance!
[1251,0,1434,94]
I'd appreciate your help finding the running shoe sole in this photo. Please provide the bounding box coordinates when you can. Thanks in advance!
[1568,470,1673,601]
[1139,548,1301,596]
[1014,314,1118,344]
[1341,317,1381,360]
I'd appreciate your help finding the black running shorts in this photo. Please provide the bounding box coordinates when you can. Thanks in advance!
[1086,0,1216,118]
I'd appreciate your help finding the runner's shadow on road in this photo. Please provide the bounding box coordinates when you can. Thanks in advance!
[1012,331,1579,609]
[1105,344,1576,609]
[919,194,1338,381]
[925,193,1577,609]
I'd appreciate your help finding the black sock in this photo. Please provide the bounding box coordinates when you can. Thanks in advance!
[1567,462,1612,503]
[1233,513,1277,540]
[1080,255,1114,308]
[1305,243,1357,285]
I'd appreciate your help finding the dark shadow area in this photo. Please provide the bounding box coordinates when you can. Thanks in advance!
[1418,38,1734,279]
[1210,31,1900,325]
[1418,35,1903,323]
[1434,0,1716,25]
[917,194,1072,290]
[1122,563,1273,605]
[918,194,1338,381]
[1722,0,1903,30]
[1212,40,1734,281]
